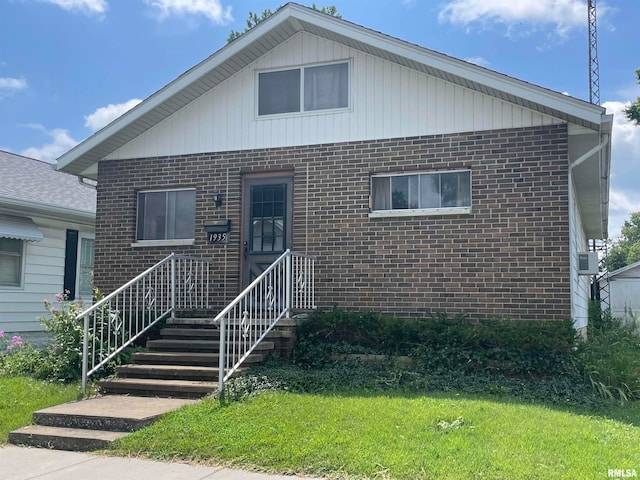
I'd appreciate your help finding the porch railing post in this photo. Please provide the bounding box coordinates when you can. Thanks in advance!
[218,316,226,396]
[170,253,176,316]
[81,314,89,393]
[285,252,292,318]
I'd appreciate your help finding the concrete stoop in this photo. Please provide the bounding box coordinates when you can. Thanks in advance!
[8,395,196,451]
[9,314,295,451]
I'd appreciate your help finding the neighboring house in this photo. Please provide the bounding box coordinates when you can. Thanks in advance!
[0,150,96,343]
[56,3,612,333]
[607,260,640,321]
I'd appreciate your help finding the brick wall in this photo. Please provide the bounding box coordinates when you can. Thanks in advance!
[95,123,571,321]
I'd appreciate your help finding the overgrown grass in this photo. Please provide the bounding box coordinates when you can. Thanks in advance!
[0,376,80,443]
[113,391,640,479]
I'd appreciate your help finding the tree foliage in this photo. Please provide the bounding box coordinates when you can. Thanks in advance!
[227,4,341,43]
[624,69,640,125]
[607,211,640,271]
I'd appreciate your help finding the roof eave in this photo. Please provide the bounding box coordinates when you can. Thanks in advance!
[0,197,96,225]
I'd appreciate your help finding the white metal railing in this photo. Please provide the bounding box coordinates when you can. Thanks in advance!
[216,250,315,395]
[80,253,212,391]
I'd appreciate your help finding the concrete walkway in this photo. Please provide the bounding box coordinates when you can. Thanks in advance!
[0,445,325,480]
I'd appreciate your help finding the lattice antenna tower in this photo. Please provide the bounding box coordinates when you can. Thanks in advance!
[588,0,600,105]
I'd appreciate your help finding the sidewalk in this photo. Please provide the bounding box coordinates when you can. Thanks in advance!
[0,445,324,480]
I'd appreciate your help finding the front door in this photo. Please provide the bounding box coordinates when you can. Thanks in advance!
[242,175,293,287]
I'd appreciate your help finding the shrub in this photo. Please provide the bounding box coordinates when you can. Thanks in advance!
[294,309,579,377]
[579,307,640,403]
[0,293,85,382]
[0,291,136,383]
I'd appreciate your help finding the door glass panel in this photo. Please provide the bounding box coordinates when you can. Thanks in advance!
[250,184,286,253]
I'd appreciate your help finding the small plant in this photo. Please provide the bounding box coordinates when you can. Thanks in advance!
[579,306,640,403]
[0,331,23,353]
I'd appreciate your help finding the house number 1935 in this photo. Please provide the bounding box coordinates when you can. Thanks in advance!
[208,232,228,244]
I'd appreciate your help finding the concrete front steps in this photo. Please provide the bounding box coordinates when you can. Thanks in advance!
[9,314,283,451]
[98,317,275,398]
[8,395,196,451]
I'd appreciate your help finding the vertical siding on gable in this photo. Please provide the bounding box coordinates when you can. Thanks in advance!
[106,32,562,162]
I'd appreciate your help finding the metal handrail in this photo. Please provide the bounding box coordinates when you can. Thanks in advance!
[216,249,316,395]
[79,253,212,391]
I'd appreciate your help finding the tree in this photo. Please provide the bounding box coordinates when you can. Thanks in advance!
[607,211,640,271]
[227,4,341,43]
[625,69,640,125]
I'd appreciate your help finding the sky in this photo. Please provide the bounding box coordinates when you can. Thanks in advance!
[1,0,639,240]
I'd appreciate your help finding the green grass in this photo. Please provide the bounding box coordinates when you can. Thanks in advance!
[0,376,81,443]
[112,391,640,479]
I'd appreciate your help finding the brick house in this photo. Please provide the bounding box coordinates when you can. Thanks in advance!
[57,3,612,332]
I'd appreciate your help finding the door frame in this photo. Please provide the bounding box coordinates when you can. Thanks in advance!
[240,172,294,288]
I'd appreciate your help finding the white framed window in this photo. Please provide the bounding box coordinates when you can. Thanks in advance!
[370,170,471,217]
[136,189,196,242]
[77,236,95,299]
[0,238,23,287]
[258,61,349,116]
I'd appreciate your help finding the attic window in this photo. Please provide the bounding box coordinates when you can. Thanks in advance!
[258,62,349,116]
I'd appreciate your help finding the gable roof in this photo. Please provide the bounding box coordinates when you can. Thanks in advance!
[54,3,611,239]
[57,2,610,180]
[608,260,640,278]
[0,150,96,223]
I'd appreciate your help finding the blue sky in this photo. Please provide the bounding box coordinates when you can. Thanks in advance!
[1,0,639,239]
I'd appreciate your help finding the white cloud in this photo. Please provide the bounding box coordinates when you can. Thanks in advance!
[0,77,28,97]
[144,0,233,25]
[19,124,78,163]
[609,190,640,240]
[602,100,640,239]
[39,0,108,16]
[84,99,142,132]
[464,56,490,67]
[438,0,610,39]
[603,100,640,162]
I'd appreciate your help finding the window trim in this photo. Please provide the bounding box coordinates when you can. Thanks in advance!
[76,234,95,301]
[369,169,472,218]
[0,237,25,289]
[135,188,197,243]
[256,60,351,118]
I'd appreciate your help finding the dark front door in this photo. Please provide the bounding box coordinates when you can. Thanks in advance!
[242,176,293,287]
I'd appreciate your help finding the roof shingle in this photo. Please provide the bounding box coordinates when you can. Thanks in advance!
[0,150,96,214]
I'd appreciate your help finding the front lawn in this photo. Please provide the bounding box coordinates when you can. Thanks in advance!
[112,391,640,479]
[0,376,80,443]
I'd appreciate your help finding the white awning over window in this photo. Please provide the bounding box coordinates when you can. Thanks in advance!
[0,214,43,242]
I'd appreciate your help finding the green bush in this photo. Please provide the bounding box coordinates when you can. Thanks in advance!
[294,309,578,377]
[579,307,640,403]
[0,293,85,382]
[0,291,136,383]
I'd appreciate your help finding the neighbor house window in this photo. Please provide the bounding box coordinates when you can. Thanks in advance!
[371,170,471,215]
[78,237,95,298]
[136,189,196,241]
[0,238,23,287]
[258,62,349,116]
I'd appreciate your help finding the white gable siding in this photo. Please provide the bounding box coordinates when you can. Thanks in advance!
[0,217,93,334]
[569,177,591,332]
[107,32,561,161]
